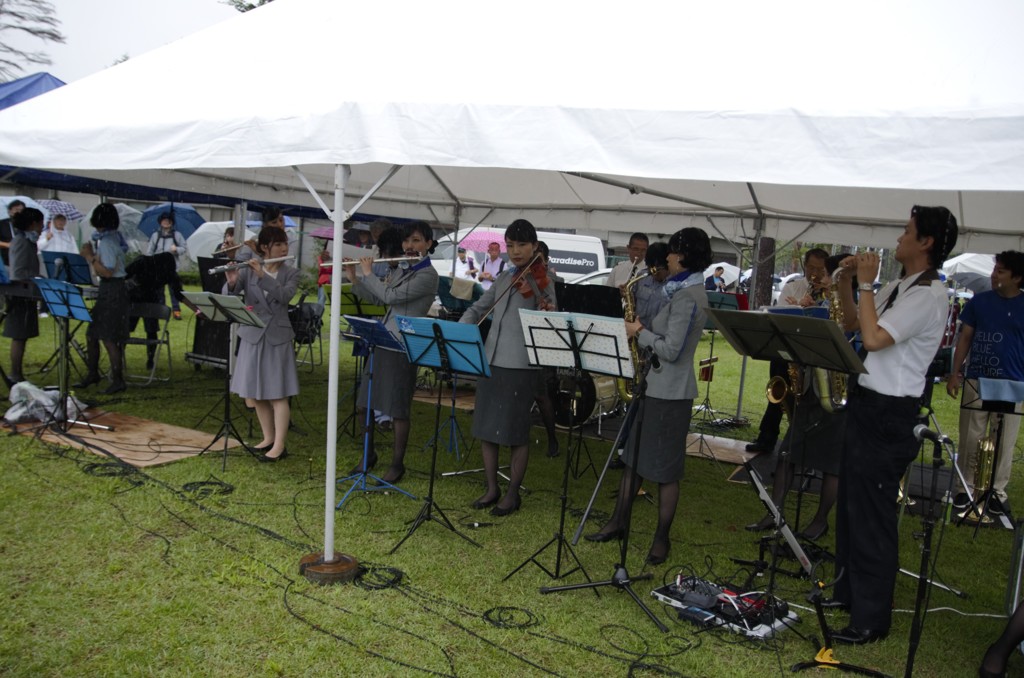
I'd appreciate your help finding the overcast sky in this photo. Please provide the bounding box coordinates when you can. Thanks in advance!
[9,0,239,83]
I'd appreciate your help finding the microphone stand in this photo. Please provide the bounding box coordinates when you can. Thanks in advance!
[904,434,948,678]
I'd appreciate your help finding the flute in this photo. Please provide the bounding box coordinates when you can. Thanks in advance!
[208,255,295,274]
[213,243,245,255]
[321,255,423,268]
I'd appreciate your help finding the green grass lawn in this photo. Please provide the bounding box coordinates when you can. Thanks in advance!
[2,296,1022,677]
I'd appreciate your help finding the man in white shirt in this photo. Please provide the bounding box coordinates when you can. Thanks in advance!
[605,232,649,289]
[829,205,958,646]
[477,242,505,290]
[453,247,478,280]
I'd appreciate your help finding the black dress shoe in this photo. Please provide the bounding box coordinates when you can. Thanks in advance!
[252,443,273,453]
[817,597,850,611]
[348,454,378,475]
[745,515,775,532]
[797,524,829,541]
[608,456,626,470]
[102,381,127,395]
[646,539,670,566]
[490,495,521,517]
[375,465,405,485]
[832,626,888,645]
[258,448,289,463]
[470,495,499,510]
[584,527,623,542]
[74,373,101,389]
[745,438,776,453]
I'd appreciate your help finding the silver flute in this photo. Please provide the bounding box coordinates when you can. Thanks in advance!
[208,255,295,274]
[321,255,423,267]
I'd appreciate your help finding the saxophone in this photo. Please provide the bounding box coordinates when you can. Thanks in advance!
[959,432,997,524]
[766,362,802,420]
[812,273,849,413]
[616,268,650,403]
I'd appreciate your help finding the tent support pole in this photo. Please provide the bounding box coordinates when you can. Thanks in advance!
[299,164,359,585]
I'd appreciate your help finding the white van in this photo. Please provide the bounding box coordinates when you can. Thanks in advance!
[432,226,605,282]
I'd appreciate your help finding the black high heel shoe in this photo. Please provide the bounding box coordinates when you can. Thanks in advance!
[797,523,829,541]
[470,493,500,510]
[74,373,101,389]
[348,453,378,475]
[745,514,775,532]
[646,538,671,566]
[258,449,289,463]
[490,494,521,517]
[584,526,623,542]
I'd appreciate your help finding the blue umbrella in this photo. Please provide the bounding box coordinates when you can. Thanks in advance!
[137,203,206,239]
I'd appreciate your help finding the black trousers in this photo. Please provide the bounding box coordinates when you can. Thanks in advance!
[834,384,921,631]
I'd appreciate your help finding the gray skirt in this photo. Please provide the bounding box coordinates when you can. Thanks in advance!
[356,348,416,419]
[622,397,692,484]
[472,365,542,447]
[231,337,299,401]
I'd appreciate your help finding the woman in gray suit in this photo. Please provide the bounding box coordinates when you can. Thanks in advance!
[460,219,556,517]
[224,227,300,462]
[346,221,439,484]
[585,227,711,565]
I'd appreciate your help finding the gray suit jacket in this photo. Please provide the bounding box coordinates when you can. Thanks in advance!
[353,263,438,335]
[636,279,707,401]
[460,267,557,370]
[223,265,300,346]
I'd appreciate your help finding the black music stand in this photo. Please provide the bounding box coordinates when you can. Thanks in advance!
[184,292,263,470]
[506,309,632,584]
[335,315,416,509]
[956,378,1024,529]
[541,342,667,631]
[31,278,101,433]
[708,308,886,676]
[389,315,487,553]
[420,373,472,460]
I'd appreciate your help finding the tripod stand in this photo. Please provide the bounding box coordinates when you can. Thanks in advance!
[337,336,365,439]
[542,353,666,631]
[336,315,416,509]
[420,372,471,460]
[506,316,611,584]
[29,278,105,434]
[390,316,486,553]
[184,292,263,470]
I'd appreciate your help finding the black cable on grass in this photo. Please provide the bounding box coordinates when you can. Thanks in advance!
[482,606,540,629]
[109,501,173,563]
[182,477,234,500]
[354,563,405,591]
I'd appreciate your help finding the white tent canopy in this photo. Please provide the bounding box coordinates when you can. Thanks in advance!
[0,0,1023,251]
[2,0,1024,561]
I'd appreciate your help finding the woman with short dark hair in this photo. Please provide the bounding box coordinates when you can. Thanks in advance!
[586,227,711,564]
[76,203,130,394]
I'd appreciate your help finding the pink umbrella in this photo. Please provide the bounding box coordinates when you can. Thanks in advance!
[308,226,336,240]
[456,232,505,253]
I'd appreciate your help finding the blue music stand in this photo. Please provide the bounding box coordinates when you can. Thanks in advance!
[336,315,416,509]
[32,278,95,432]
[41,251,93,285]
[38,252,94,377]
[389,316,489,553]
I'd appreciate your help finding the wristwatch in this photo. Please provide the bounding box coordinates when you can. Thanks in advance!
[858,282,874,293]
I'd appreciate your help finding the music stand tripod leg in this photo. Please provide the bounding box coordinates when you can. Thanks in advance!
[541,361,668,633]
[505,376,592,584]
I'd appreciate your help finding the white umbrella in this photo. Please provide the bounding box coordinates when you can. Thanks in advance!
[703,262,741,287]
[186,221,256,263]
[1,195,47,222]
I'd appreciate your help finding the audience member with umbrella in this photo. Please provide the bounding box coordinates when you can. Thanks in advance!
[145,211,189,319]
[137,203,205,240]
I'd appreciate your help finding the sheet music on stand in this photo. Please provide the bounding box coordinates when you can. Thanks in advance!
[518,309,633,379]
[342,315,405,353]
[182,292,265,328]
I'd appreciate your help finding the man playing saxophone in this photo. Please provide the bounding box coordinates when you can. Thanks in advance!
[946,250,1024,517]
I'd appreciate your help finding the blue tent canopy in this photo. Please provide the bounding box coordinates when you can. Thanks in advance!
[0,72,65,111]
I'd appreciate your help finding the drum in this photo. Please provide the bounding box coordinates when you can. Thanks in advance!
[554,370,619,428]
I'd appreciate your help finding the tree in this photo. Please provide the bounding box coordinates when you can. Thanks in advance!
[223,0,274,11]
[0,0,65,82]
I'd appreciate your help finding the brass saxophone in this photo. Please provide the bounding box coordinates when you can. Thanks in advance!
[812,273,849,413]
[959,433,997,524]
[616,268,650,403]
[766,362,802,420]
